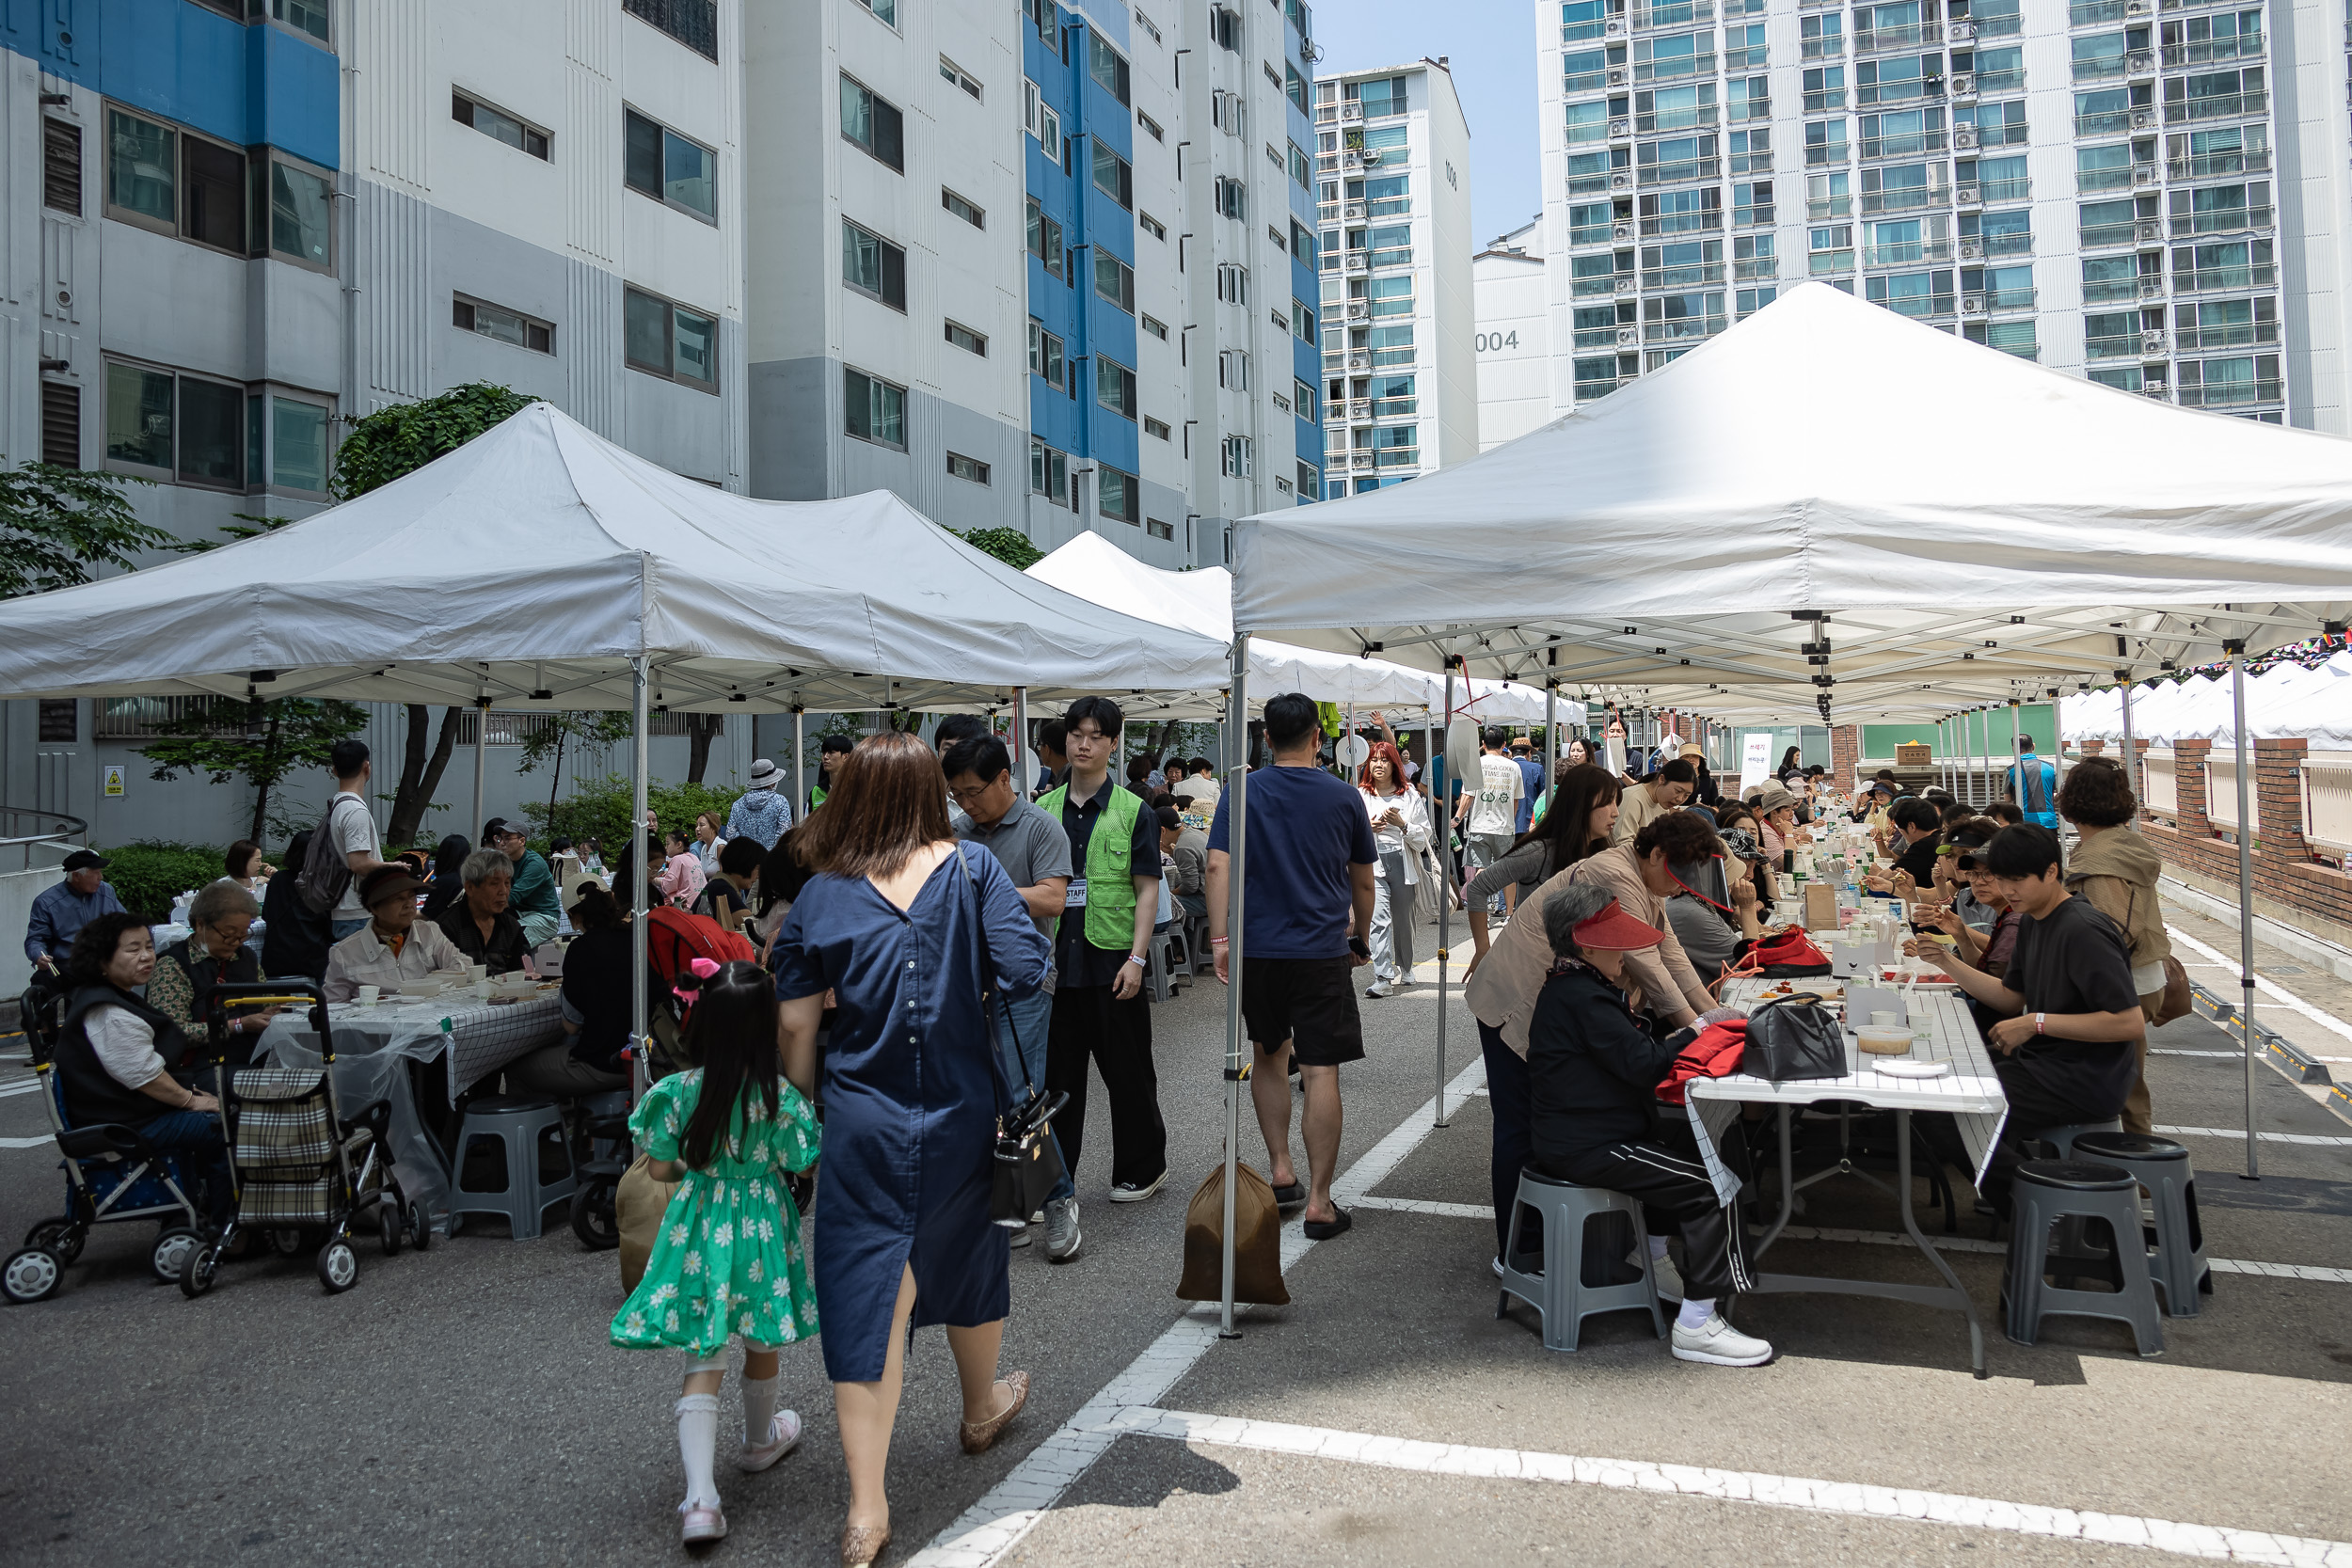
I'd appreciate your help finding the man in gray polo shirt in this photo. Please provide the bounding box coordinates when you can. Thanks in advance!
[946,734,1082,1261]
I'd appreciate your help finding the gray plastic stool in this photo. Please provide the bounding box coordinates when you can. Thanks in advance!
[450,1096,577,1240]
[2072,1132,2210,1318]
[2003,1160,2163,1356]
[2028,1118,2123,1159]
[1496,1168,1667,1352]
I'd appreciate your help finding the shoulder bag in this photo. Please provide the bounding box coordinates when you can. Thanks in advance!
[954,847,1070,1227]
[2122,883,2193,1027]
[1744,991,1848,1084]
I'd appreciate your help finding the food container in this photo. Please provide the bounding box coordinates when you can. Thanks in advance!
[1856,1025,1915,1053]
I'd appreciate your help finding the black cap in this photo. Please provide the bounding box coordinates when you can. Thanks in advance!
[60,849,109,873]
[358,863,425,909]
[483,817,527,842]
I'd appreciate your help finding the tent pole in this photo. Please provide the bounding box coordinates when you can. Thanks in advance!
[1544,680,1558,812]
[1436,661,1454,1131]
[1218,633,1250,1338]
[2228,643,2259,1180]
[630,657,650,1080]
[2009,699,2023,811]
[1977,708,1989,808]
[471,695,490,843]
[791,706,806,824]
[2118,671,2137,807]
[1011,689,1029,802]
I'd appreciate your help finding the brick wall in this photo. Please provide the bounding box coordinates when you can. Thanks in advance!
[2122,735,2352,947]
[1831,725,1858,790]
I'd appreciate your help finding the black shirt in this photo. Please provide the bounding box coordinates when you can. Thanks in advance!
[434,901,531,975]
[2004,895,2141,1113]
[1526,964,1686,1161]
[1055,779,1164,990]
[558,926,654,1071]
[1891,831,1941,887]
[693,878,750,925]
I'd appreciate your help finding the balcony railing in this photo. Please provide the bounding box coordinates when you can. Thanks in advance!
[1629,0,1712,26]
[2071,0,2129,22]
[1861,130,1947,160]
[1724,43,1769,69]
[1972,8,2024,35]
[1984,286,2038,312]
[1808,247,1856,273]
[2163,38,2263,66]
[1729,150,1772,174]
[1727,94,1772,119]
[1859,77,1946,107]
[1734,201,1774,226]
[2179,376,2282,406]
[1979,228,2034,255]
[1975,119,2031,148]
[1801,34,1845,58]
[1644,312,1728,341]
[1863,237,1953,264]
[1373,448,1420,467]
[1574,376,1626,401]
[1854,21,1941,53]
[2167,89,2267,122]
[2169,148,2270,179]
[2076,164,2142,192]
[2175,319,2279,350]
[1807,196,1852,219]
[1638,106,1719,132]
[1372,397,1417,418]
[1881,290,1956,317]
[1564,66,1612,93]
[1572,325,1629,349]
[2080,218,2155,248]
[1804,88,1849,112]
[1563,15,1619,40]
[1862,184,1947,214]
[1640,211,1723,235]
[2175,262,2276,292]
[1645,261,1725,288]
[1640,156,1721,185]
[2172,203,2272,235]
[2085,331,2145,359]
[2083,276,2153,302]
[2074,108,2144,135]
[1635,52,1716,81]
[1572,268,1636,295]
[1735,255,1779,279]
[1979,176,2031,203]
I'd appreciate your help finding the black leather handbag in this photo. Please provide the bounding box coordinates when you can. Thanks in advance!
[1744,992,1849,1084]
[954,848,1070,1227]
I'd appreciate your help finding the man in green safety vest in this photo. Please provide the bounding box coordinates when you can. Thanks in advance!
[1039,696,1170,1203]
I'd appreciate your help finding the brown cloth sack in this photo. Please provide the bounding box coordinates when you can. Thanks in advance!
[617,1153,680,1293]
[1176,1160,1290,1307]
[2150,954,2193,1027]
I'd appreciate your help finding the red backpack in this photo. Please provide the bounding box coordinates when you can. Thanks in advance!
[1657,1019,1747,1105]
[644,906,756,1031]
[1730,927,1833,978]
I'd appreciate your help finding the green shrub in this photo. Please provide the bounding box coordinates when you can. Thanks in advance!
[520,776,746,858]
[98,841,228,922]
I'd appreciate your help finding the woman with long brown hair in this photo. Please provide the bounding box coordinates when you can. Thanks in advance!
[771,733,1052,1568]
[1463,763,1626,974]
[1357,738,1432,997]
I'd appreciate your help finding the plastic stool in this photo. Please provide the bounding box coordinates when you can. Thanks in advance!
[2003,1160,2163,1356]
[1146,928,1185,1004]
[449,1096,577,1241]
[2026,1119,2123,1160]
[1495,1168,1667,1352]
[2072,1132,2210,1318]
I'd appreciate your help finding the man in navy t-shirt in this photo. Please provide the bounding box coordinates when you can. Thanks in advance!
[1207,691,1378,1241]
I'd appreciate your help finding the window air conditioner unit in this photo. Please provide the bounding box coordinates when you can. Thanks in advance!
[1342,152,1364,171]
[1956,183,1981,204]
[1613,276,1637,293]
[1610,117,1633,138]
[2126,50,2154,75]
[1345,301,1369,320]
[1341,103,1363,120]
[1343,202,1365,219]
[2136,218,2163,243]
[2130,108,2154,129]
[1350,451,1375,468]
[1612,221,1635,239]
[1616,326,1642,347]
[1958,238,1983,259]
[1961,292,1986,315]
[1343,253,1367,272]
[2141,377,2168,396]
[2141,329,2169,355]
[1361,149,1383,165]
[1346,351,1371,370]
[1607,67,1629,86]
[1606,17,1627,35]
[2137,277,2165,298]
[1949,71,1976,97]
[1611,172,1633,190]
[1947,20,1974,40]
[1952,125,1978,149]
[2132,164,2158,187]
[2124,0,2148,10]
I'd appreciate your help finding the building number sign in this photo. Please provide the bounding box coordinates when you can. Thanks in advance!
[1473,331,1521,353]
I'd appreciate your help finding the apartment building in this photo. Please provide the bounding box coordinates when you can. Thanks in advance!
[1532,0,2348,427]
[1311,57,1479,495]
[1472,216,1558,448]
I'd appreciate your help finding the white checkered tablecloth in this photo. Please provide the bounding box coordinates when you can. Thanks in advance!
[1684,979,2010,1202]
[255,993,565,1101]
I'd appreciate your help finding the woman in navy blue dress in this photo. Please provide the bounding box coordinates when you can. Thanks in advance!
[774,733,1051,1568]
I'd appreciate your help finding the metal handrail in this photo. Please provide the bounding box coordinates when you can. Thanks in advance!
[0,806,89,873]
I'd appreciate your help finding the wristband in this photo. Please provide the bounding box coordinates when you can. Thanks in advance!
[1127,954,1147,967]
[1210,937,1229,945]
[2034,1012,2046,1036]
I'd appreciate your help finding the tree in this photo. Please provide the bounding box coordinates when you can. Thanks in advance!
[950,526,1043,571]
[516,712,638,832]
[138,698,369,845]
[388,705,464,848]
[0,460,175,600]
[331,381,535,500]
[684,713,725,784]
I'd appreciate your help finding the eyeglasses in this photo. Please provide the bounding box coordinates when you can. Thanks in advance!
[946,780,999,805]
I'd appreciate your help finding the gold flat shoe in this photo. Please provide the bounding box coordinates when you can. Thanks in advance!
[959,1370,1031,1455]
[840,1520,891,1568]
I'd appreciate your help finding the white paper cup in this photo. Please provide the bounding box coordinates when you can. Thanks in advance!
[1871,1010,1899,1027]
[469,963,487,984]
[356,985,379,1006]
[472,978,492,1001]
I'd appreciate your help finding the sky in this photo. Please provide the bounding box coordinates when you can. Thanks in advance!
[1311,0,1541,247]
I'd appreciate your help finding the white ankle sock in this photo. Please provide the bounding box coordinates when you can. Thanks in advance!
[1677,1297,1716,1331]
[741,1373,779,1448]
[675,1393,721,1509]
[1647,1234,1670,1261]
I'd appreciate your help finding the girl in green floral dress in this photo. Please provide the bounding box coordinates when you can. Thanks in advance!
[610,959,821,1546]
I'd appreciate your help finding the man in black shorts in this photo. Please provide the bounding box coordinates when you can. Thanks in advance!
[1206,692,1378,1239]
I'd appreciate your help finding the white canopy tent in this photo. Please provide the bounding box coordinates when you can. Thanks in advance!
[1196,281,2352,1331]
[2063,653,2352,749]
[0,401,1232,1066]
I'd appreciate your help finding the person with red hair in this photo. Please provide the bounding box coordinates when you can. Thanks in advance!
[1357,739,1433,998]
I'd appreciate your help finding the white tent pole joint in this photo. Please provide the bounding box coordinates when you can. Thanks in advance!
[2227,641,2259,1181]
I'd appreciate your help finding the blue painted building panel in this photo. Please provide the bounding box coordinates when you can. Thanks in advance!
[248,21,340,168]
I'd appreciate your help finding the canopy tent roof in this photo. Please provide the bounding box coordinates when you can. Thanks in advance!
[1025,532,1565,725]
[1230,283,2352,727]
[2061,652,2352,748]
[0,402,1231,714]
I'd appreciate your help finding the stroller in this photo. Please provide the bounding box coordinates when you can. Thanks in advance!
[3,976,211,1305]
[179,981,428,1297]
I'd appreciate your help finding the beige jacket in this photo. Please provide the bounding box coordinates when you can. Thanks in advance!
[1610,783,1670,847]
[323,920,467,1003]
[2064,824,2172,994]
[1464,843,1716,1055]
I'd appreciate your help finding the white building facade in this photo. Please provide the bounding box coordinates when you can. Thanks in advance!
[1531,0,2350,428]
[1312,57,1479,496]
[1472,216,1557,449]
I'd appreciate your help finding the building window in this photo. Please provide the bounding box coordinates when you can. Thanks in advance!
[1094,252,1135,312]
[1092,140,1133,209]
[454,295,555,354]
[845,367,907,449]
[40,381,80,467]
[1221,434,1252,478]
[1214,177,1246,219]
[851,0,897,27]
[945,320,988,356]
[260,153,334,269]
[1027,321,1066,390]
[1216,263,1248,305]
[623,286,719,388]
[942,187,985,228]
[453,91,550,160]
[1144,415,1171,440]
[623,0,720,59]
[1295,461,1318,500]
[103,361,248,489]
[1139,211,1166,240]
[1288,141,1311,189]
[842,220,908,309]
[1030,438,1070,504]
[1024,81,1063,162]
[38,700,77,742]
[1146,516,1173,539]
[1025,198,1064,278]
[261,0,331,43]
[1139,313,1168,340]
[42,119,80,215]
[1294,378,1317,421]
[268,395,331,492]
[1097,357,1138,418]
[1089,33,1133,104]
[624,108,717,221]
[1209,6,1241,52]
[1138,110,1165,142]
[939,55,983,100]
[840,76,906,172]
[1099,464,1141,522]
[105,107,238,252]
[1218,349,1249,390]
[1293,299,1315,341]
[947,451,991,485]
[1291,220,1317,267]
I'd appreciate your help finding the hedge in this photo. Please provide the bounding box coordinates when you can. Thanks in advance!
[519,775,747,858]
[97,841,230,923]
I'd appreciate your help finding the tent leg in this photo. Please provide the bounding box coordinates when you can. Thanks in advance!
[2119,673,2137,807]
[2229,646,2259,1181]
[630,657,651,1084]
[1437,666,1454,1131]
[1012,688,1030,801]
[1218,634,1250,1338]
[2009,700,2023,809]
[790,706,806,825]
[471,696,490,843]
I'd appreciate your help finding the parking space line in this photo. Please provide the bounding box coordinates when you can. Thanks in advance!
[1109,1406,2352,1565]
[2156,1126,2352,1148]
[2167,926,2352,1047]
[910,1057,1492,1568]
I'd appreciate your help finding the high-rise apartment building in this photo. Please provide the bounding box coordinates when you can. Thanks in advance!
[1532,0,2347,428]
[1472,216,1557,449]
[1311,58,1479,495]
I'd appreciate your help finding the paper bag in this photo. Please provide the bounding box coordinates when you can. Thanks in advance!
[1176,1161,1291,1307]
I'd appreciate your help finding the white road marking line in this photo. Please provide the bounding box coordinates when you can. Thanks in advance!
[2156,1125,2352,1148]
[2153,1049,2251,1059]
[1,1135,53,1149]
[0,1078,47,1098]
[1351,1196,1490,1220]
[2166,926,2352,1046]
[910,1058,1492,1568]
[1112,1406,2352,1565]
